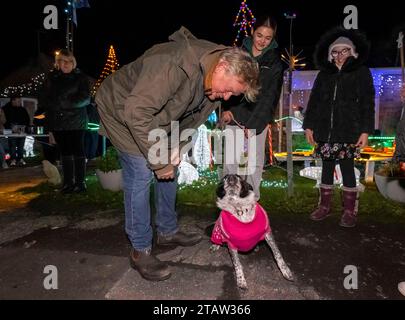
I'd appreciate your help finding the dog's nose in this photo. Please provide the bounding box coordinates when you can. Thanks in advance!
[227,175,238,185]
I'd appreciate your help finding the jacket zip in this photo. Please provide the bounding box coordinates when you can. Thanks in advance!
[328,77,339,142]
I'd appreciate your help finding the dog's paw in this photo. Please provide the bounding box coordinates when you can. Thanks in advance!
[237,280,248,291]
[209,244,220,253]
[281,267,295,282]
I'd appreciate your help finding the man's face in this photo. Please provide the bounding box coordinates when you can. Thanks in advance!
[206,62,247,101]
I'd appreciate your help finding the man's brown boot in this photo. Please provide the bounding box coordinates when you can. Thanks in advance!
[129,248,171,281]
[156,230,202,247]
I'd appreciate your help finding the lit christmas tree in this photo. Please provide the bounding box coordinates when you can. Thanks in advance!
[92,45,119,96]
[193,124,211,170]
[232,0,256,46]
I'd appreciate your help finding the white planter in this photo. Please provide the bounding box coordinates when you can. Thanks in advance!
[96,169,123,192]
[374,172,405,203]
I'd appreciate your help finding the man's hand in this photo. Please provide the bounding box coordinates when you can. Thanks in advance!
[155,165,175,180]
[305,129,315,146]
[356,133,369,148]
[220,111,233,126]
[170,147,180,166]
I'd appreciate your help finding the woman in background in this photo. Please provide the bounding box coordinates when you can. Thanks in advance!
[40,49,90,193]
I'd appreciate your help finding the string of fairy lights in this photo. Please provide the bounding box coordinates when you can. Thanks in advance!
[177,167,288,190]
[0,73,46,98]
[92,45,119,96]
[1,45,119,98]
[372,73,404,96]
[232,0,256,46]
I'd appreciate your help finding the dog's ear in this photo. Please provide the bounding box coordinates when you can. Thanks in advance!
[239,179,253,198]
[216,180,226,199]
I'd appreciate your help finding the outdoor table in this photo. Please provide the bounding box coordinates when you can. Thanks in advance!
[274,153,322,167]
[356,156,392,183]
[0,134,49,138]
[0,134,51,149]
[274,152,392,183]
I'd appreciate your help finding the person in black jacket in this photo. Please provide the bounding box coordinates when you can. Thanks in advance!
[39,49,90,193]
[302,27,375,228]
[221,15,283,201]
[2,96,31,166]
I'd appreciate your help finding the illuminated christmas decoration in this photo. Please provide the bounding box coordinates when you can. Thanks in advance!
[92,45,120,96]
[24,136,35,157]
[232,0,256,46]
[178,157,200,185]
[281,49,306,71]
[193,124,211,170]
[207,111,218,125]
[261,180,288,189]
[267,125,273,166]
[1,73,46,98]
[64,0,91,51]
[300,166,362,188]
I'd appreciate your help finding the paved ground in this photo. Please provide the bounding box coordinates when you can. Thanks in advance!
[1,165,405,300]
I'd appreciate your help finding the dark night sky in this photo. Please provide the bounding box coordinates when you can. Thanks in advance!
[1,0,404,80]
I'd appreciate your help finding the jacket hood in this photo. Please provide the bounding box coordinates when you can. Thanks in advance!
[168,26,198,43]
[314,27,370,72]
[167,26,228,79]
[242,36,278,58]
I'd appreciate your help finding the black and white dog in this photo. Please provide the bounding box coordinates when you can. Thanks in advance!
[210,174,294,290]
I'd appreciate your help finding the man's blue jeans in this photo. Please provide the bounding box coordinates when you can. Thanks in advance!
[119,152,178,252]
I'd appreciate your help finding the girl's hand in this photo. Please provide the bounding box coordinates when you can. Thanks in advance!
[305,129,315,145]
[356,133,369,148]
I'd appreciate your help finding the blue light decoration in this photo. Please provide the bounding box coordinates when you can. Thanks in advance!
[207,111,218,125]
[65,0,90,26]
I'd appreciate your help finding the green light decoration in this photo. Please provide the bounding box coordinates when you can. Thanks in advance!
[275,116,303,124]
[88,122,100,131]
[368,136,395,140]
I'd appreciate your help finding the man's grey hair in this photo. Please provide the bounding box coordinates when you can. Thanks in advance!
[219,47,260,102]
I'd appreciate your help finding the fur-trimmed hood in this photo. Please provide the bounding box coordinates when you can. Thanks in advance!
[314,27,371,72]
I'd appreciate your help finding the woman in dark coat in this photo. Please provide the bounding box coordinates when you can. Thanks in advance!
[221,15,283,201]
[40,49,90,193]
[303,27,375,227]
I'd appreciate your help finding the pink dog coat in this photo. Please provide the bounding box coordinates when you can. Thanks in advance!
[211,204,271,252]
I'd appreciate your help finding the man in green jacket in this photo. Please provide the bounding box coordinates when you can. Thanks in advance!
[96,27,260,281]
